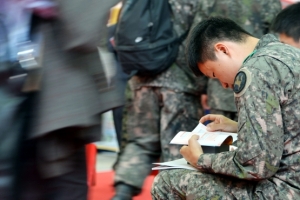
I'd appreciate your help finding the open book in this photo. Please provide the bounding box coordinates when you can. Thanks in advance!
[170,123,237,153]
[170,123,237,148]
[152,123,238,170]
[152,123,238,171]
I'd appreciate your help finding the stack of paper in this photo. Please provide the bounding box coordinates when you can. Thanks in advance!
[152,158,197,171]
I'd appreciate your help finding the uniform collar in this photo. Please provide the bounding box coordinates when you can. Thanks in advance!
[253,34,279,51]
[243,34,279,64]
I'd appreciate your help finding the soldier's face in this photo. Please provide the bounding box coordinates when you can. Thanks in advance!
[279,33,300,49]
[197,58,239,89]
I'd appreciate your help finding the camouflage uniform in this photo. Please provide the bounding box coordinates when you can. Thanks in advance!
[200,0,282,120]
[114,0,206,190]
[152,34,300,199]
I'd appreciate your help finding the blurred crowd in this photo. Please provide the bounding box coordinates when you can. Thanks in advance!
[0,0,300,200]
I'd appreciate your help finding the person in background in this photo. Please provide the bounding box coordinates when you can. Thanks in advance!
[200,0,281,122]
[0,0,121,199]
[152,17,300,200]
[106,1,131,152]
[112,0,206,199]
[271,2,300,48]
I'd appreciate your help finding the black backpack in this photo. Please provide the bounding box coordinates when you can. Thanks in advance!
[114,0,187,77]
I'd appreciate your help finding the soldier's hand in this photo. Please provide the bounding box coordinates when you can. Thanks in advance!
[180,135,203,167]
[200,114,238,133]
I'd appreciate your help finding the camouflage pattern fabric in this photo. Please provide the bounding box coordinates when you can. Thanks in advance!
[195,0,282,37]
[119,83,133,152]
[152,34,300,199]
[198,0,282,113]
[112,83,133,170]
[113,0,206,191]
[114,86,201,188]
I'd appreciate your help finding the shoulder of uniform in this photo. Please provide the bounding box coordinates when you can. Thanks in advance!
[233,68,252,97]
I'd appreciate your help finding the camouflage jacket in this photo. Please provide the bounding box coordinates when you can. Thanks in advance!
[198,0,282,111]
[129,0,206,96]
[197,34,300,199]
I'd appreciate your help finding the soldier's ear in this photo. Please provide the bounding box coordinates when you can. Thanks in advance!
[215,43,229,55]
[214,43,230,60]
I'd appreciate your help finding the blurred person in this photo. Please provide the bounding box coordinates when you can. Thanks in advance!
[106,2,132,171]
[106,1,130,150]
[272,2,300,48]
[200,0,281,122]
[0,1,45,198]
[152,17,300,200]
[112,0,207,199]
[0,0,122,199]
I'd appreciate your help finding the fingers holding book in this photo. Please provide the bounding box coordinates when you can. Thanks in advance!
[180,135,203,168]
[200,114,238,133]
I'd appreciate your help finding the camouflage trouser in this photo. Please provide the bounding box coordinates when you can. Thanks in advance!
[114,86,201,189]
[120,83,133,151]
[151,169,279,200]
[112,83,132,170]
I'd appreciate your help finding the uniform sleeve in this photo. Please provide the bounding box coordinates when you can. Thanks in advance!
[196,57,290,180]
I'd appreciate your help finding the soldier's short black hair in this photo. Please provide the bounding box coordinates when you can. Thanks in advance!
[271,2,300,42]
[186,17,252,77]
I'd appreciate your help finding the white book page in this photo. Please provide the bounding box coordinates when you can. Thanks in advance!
[152,166,197,171]
[170,123,237,146]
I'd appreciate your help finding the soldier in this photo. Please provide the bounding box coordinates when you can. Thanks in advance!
[199,0,281,122]
[151,17,300,199]
[112,0,206,199]
[271,2,300,48]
